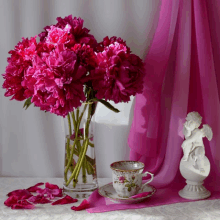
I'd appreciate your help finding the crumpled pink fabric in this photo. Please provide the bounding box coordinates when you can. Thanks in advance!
[87,0,220,213]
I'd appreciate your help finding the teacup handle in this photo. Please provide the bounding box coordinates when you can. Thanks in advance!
[141,171,154,190]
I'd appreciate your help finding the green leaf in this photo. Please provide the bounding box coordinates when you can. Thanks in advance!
[23,97,32,110]
[125,184,130,187]
[91,98,120,113]
[131,183,136,187]
[128,187,131,192]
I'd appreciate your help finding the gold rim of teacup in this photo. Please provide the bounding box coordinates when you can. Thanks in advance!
[110,160,145,172]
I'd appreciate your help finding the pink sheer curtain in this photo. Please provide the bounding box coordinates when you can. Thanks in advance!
[128,0,220,191]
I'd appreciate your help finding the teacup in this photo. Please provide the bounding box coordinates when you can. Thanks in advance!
[110,160,154,198]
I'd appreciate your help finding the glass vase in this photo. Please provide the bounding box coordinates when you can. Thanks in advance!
[63,101,98,198]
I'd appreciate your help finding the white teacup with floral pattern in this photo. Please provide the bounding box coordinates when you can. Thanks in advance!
[110,160,154,198]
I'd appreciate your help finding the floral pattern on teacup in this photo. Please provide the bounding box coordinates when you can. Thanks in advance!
[118,176,125,183]
[114,176,138,192]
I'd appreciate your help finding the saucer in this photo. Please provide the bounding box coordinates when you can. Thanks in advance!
[98,183,156,204]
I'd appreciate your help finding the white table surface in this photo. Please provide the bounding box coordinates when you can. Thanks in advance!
[0,177,220,220]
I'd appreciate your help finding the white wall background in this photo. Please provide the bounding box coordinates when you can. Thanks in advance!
[0,0,161,178]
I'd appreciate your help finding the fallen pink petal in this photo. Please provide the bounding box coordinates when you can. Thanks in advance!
[51,195,78,205]
[36,188,45,194]
[7,189,32,200]
[26,182,44,192]
[48,189,63,198]
[28,195,51,204]
[4,196,35,209]
[4,196,18,207]
[130,192,151,199]
[45,182,59,190]
[38,188,63,199]
[48,189,63,199]
[11,200,35,210]
[71,199,90,211]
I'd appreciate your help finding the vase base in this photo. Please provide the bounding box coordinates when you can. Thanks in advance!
[63,183,98,199]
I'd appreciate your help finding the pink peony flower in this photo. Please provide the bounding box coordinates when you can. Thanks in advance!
[39,15,97,49]
[46,24,71,46]
[2,15,98,117]
[91,41,144,103]
[13,36,38,61]
[96,36,131,53]
[27,44,87,117]
[2,37,37,101]
[36,41,54,54]
[72,43,97,71]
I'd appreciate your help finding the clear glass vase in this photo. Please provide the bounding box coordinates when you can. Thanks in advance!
[63,101,98,198]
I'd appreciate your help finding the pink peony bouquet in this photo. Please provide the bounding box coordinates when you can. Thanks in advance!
[2,15,145,190]
[2,15,144,117]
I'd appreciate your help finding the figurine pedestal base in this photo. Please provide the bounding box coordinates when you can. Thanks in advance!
[179,180,211,200]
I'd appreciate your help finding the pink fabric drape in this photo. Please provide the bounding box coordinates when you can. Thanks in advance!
[87,0,220,213]
[128,0,220,190]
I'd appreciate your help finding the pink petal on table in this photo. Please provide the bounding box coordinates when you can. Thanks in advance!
[7,189,32,199]
[26,182,44,192]
[50,189,63,197]
[39,188,63,199]
[5,197,35,209]
[36,188,45,194]
[11,199,35,209]
[45,182,59,189]
[19,194,33,200]
[27,186,42,193]
[49,189,63,199]
[4,196,18,207]
[130,192,151,199]
[37,197,51,204]
[51,195,78,205]
[71,199,90,211]
[28,195,51,204]
[17,199,34,206]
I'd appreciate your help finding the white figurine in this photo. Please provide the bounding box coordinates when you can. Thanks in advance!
[179,112,213,200]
